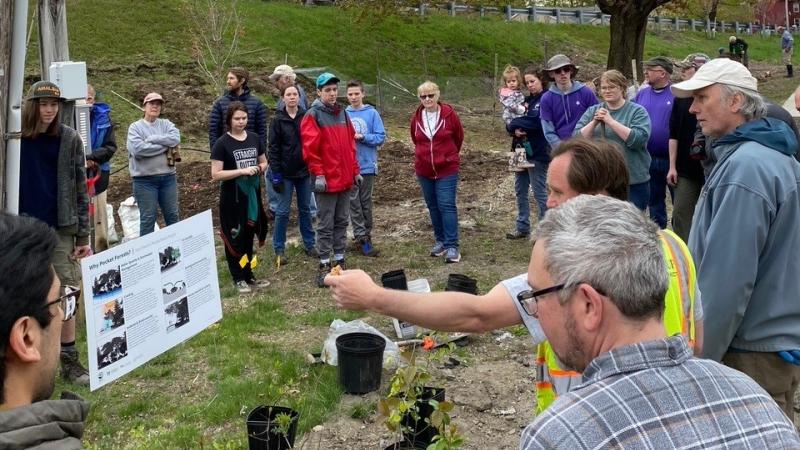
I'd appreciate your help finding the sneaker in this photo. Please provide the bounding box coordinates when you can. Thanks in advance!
[275,253,289,268]
[305,247,319,258]
[518,159,536,169]
[357,237,380,257]
[444,247,461,264]
[247,278,271,289]
[235,280,252,294]
[317,262,332,288]
[506,229,530,240]
[333,258,346,270]
[430,242,446,257]
[60,351,90,386]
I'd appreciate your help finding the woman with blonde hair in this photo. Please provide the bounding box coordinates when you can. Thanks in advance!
[410,81,464,263]
[575,70,651,210]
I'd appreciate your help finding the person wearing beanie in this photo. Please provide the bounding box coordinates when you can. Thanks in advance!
[19,80,92,386]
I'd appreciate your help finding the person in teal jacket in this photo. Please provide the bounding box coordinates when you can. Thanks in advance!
[672,57,800,418]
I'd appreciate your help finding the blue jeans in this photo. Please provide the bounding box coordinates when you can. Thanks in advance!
[133,173,179,236]
[628,181,650,212]
[648,157,673,229]
[273,176,315,253]
[265,168,279,213]
[514,161,549,234]
[417,173,459,249]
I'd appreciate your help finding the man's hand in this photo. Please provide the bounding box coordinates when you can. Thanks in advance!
[86,160,99,170]
[514,129,527,137]
[314,175,327,193]
[354,174,363,187]
[325,269,381,311]
[355,133,364,141]
[667,168,678,187]
[73,245,92,259]
[778,350,800,366]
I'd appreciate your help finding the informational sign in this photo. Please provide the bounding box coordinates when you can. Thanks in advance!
[81,210,222,391]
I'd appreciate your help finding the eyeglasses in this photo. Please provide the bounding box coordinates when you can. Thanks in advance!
[550,67,571,75]
[516,283,567,318]
[419,93,436,100]
[43,285,80,322]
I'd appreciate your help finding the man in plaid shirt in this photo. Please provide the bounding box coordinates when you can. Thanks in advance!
[519,195,798,449]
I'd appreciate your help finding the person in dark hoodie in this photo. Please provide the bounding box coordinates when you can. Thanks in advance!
[0,213,90,449]
[86,84,117,252]
[302,73,361,287]
[411,81,465,264]
[672,58,800,419]
[211,102,270,295]
[269,85,317,267]
[539,54,598,149]
[505,67,550,239]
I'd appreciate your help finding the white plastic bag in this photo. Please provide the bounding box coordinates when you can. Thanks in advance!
[321,319,400,369]
[118,196,158,242]
[106,204,120,244]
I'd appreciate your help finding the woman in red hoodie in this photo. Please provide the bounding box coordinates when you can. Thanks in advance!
[410,81,465,263]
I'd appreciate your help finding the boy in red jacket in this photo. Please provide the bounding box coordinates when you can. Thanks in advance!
[301,73,361,287]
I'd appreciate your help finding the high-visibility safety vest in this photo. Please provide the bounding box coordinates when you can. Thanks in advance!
[535,229,697,413]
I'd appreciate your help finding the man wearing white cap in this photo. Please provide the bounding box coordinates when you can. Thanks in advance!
[270,64,309,113]
[672,58,800,419]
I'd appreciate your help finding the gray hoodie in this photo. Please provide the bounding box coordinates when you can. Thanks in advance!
[0,392,89,449]
[689,118,800,360]
[126,117,180,177]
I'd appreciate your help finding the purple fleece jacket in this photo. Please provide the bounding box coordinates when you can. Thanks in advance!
[634,85,674,158]
[539,81,598,146]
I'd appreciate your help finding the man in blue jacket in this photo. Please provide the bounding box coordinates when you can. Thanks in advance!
[672,58,800,419]
[86,85,117,252]
[345,80,385,257]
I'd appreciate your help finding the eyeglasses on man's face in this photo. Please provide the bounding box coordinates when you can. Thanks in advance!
[419,93,436,100]
[516,283,567,318]
[43,285,80,322]
[550,67,571,75]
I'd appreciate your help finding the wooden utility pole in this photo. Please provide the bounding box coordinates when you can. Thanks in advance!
[0,0,14,210]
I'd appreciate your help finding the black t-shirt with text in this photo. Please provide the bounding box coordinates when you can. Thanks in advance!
[211,132,264,171]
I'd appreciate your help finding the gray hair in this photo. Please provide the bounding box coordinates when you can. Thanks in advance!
[534,195,668,320]
[719,84,767,122]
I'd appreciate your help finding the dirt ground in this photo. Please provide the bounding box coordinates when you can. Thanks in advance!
[103,62,799,448]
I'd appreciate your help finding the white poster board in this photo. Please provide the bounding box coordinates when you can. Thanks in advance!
[81,210,222,391]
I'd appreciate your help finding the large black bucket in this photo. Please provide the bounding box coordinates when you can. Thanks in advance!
[336,332,386,394]
[246,405,299,450]
[381,269,408,290]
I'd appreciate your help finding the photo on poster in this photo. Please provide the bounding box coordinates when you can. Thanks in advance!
[92,266,122,300]
[165,297,190,333]
[162,279,186,304]
[97,331,128,369]
[159,245,181,272]
[95,298,124,334]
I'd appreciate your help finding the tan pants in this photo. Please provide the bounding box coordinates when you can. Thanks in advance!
[784,48,794,65]
[94,191,109,252]
[723,351,800,420]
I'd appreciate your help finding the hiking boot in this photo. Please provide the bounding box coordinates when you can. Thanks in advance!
[430,242,446,257]
[317,262,332,288]
[506,229,530,240]
[444,247,461,264]
[333,258,346,270]
[247,278,271,289]
[305,247,319,258]
[235,280,252,294]
[275,252,289,268]
[357,236,380,257]
[60,350,89,386]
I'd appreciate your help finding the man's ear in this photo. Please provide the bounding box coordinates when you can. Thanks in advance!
[6,317,43,364]
[728,91,745,113]
[574,283,604,332]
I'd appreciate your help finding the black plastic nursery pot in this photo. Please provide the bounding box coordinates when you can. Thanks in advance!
[336,332,387,394]
[246,405,299,450]
[384,440,419,450]
[401,387,446,449]
[381,269,408,290]
[445,273,478,294]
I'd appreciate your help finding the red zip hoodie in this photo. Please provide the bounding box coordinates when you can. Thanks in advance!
[410,102,464,179]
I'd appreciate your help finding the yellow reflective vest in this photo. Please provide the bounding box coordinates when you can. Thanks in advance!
[535,229,698,413]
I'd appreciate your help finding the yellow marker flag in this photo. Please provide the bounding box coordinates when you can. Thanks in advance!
[239,254,249,268]
[251,255,258,269]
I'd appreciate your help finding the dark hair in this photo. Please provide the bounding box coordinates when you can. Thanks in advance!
[228,67,249,87]
[280,84,299,97]
[346,79,364,91]
[21,98,61,139]
[522,66,545,83]
[551,137,630,201]
[0,214,58,403]
[225,101,249,131]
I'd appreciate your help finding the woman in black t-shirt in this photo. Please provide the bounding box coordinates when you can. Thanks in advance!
[211,101,269,294]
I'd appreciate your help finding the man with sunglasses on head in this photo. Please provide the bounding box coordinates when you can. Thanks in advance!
[539,54,597,150]
[325,137,701,413]
[0,213,90,448]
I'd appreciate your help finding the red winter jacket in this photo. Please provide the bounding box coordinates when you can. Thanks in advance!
[301,99,360,193]
[410,102,464,179]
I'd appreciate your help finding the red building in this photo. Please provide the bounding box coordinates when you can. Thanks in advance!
[760,1,800,28]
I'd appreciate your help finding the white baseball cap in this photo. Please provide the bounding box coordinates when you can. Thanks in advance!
[671,58,757,98]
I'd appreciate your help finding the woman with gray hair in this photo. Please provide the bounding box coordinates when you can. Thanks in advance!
[270,64,309,112]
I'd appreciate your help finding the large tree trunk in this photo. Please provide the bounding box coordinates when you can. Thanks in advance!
[597,0,672,80]
[708,0,720,25]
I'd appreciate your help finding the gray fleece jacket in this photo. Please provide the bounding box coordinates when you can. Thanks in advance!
[0,392,89,449]
[54,125,90,246]
[126,117,180,177]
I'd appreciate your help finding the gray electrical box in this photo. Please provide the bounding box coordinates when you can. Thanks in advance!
[48,61,88,101]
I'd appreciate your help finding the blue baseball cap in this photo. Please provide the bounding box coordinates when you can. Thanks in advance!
[316,72,340,89]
